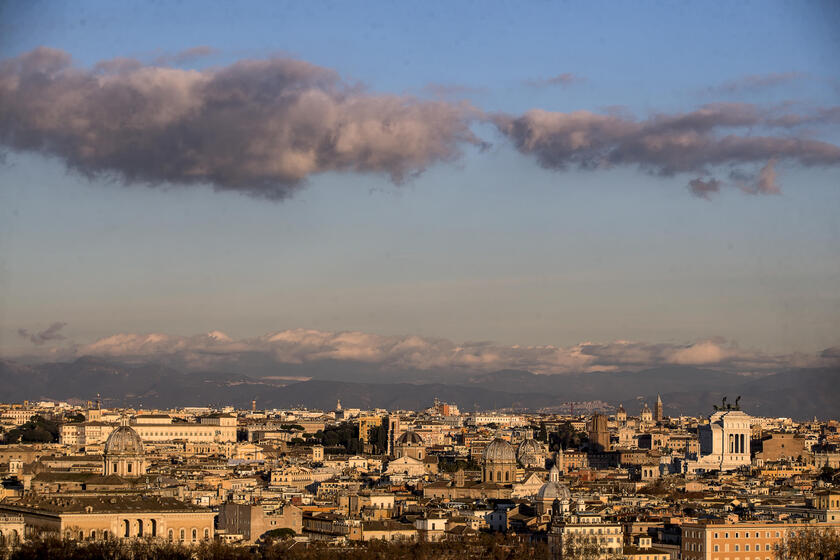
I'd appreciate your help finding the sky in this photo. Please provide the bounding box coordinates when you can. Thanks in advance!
[1,0,839,373]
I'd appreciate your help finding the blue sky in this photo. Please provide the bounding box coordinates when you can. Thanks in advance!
[1,0,839,363]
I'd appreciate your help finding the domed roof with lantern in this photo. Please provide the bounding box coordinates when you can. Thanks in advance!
[536,463,571,501]
[396,431,424,445]
[104,425,144,456]
[484,438,516,463]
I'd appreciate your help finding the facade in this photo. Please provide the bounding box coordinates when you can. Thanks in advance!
[549,512,623,560]
[129,414,237,443]
[394,431,425,460]
[0,496,215,544]
[681,520,840,560]
[218,502,302,544]
[688,410,752,473]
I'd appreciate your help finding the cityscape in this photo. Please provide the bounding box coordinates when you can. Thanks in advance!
[0,395,838,559]
[1,0,840,558]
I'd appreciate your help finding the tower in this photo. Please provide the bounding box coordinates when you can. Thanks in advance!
[655,395,663,423]
[385,414,401,456]
[588,413,610,452]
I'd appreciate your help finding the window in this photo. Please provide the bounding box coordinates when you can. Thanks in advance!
[735,545,740,551]
[726,533,730,538]
[168,529,173,541]
[127,463,132,473]
[180,529,185,541]
[204,528,210,540]
[192,528,197,541]
[715,533,719,539]
[715,546,720,552]
[746,545,750,551]
[735,533,740,539]
[746,532,750,538]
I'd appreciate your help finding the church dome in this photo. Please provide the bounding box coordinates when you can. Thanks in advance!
[517,438,541,461]
[537,480,571,501]
[396,431,424,445]
[104,425,144,456]
[484,438,516,464]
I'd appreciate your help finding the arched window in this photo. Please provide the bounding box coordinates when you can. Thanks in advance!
[90,529,96,540]
[192,528,197,541]
[168,529,174,542]
[137,519,143,536]
[505,471,509,482]
[180,529,185,541]
[79,530,84,540]
[204,528,210,540]
[124,519,130,538]
[151,519,157,537]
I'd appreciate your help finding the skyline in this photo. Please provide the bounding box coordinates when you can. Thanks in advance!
[2,1,840,364]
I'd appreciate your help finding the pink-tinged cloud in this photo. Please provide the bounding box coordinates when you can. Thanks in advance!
[0,47,482,199]
[25,328,835,375]
[492,103,840,198]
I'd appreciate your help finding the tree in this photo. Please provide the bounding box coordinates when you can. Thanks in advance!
[3,416,59,444]
[776,528,840,560]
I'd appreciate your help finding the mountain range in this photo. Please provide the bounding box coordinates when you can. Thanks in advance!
[0,357,837,419]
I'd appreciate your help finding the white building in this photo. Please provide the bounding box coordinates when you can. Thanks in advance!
[686,409,752,473]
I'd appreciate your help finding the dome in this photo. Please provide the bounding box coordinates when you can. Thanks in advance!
[484,438,516,464]
[396,431,424,445]
[104,425,144,456]
[537,480,571,501]
[517,438,542,462]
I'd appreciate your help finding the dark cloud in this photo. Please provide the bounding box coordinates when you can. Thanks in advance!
[18,322,67,345]
[0,47,482,198]
[708,72,805,94]
[525,73,583,88]
[153,46,218,66]
[492,103,840,197]
[688,177,721,199]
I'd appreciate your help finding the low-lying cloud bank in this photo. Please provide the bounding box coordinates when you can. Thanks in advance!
[21,328,840,375]
[2,48,839,199]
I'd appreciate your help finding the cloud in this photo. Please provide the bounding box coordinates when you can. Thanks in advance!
[18,322,67,345]
[153,46,218,66]
[30,328,834,375]
[1,48,837,201]
[421,82,487,98]
[525,73,583,88]
[708,72,805,94]
[0,47,482,199]
[688,177,721,199]
[492,103,840,197]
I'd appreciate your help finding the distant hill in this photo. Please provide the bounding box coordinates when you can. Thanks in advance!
[0,357,837,419]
